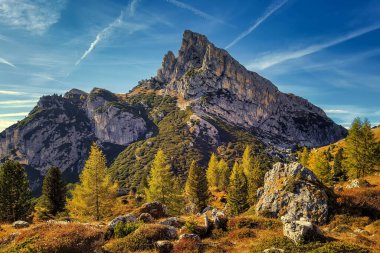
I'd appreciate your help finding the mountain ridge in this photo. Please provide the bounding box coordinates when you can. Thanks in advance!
[0,30,347,193]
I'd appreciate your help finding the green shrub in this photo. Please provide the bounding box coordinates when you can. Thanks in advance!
[113,221,140,238]
[310,241,369,253]
[184,217,198,234]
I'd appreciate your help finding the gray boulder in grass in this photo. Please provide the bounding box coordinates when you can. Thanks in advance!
[256,162,330,225]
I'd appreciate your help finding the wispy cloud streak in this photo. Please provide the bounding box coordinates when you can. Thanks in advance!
[0,112,29,117]
[166,0,224,24]
[248,23,380,70]
[226,0,288,49]
[0,90,25,95]
[75,12,124,66]
[0,100,37,105]
[0,57,16,68]
[128,0,141,16]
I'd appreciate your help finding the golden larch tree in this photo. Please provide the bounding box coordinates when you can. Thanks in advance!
[67,143,118,221]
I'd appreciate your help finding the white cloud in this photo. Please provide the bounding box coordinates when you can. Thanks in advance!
[0,0,66,34]
[0,119,17,132]
[324,109,350,114]
[166,0,224,24]
[248,23,380,70]
[0,90,25,95]
[0,100,37,106]
[226,0,288,49]
[0,57,16,68]
[0,112,28,117]
[128,0,141,17]
[75,12,125,66]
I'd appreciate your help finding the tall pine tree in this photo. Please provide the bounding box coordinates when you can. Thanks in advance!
[41,167,66,215]
[227,161,249,215]
[206,153,219,189]
[313,151,333,186]
[145,149,183,214]
[67,143,118,221]
[0,160,32,222]
[332,148,347,182]
[184,160,208,213]
[217,159,230,192]
[346,118,376,178]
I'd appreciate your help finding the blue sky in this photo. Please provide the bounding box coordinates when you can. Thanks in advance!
[0,0,379,131]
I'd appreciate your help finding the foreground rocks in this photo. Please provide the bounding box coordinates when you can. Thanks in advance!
[134,201,168,219]
[108,214,138,229]
[346,179,372,189]
[12,220,30,229]
[281,217,325,245]
[256,162,330,225]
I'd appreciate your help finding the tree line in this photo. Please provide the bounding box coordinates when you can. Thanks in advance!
[298,117,379,185]
[0,142,268,222]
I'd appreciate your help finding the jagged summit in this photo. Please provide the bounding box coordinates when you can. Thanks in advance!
[147,30,347,148]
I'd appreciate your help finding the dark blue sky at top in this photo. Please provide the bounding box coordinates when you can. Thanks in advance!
[0,0,379,131]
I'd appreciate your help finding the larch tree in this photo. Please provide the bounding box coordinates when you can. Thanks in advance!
[313,151,333,186]
[206,153,219,189]
[332,148,347,182]
[217,159,230,192]
[184,160,209,213]
[41,166,66,216]
[346,118,376,178]
[0,160,32,222]
[145,149,183,214]
[67,143,118,221]
[227,161,249,215]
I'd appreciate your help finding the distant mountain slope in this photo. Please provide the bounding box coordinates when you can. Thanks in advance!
[0,30,347,194]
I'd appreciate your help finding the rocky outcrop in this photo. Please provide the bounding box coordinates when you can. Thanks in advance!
[12,221,30,229]
[0,88,149,193]
[256,162,330,225]
[152,30,347,148]
[281,217,325,245]
[134,201,168,219]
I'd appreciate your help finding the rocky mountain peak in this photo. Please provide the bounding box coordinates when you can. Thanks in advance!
[154,30,347,148]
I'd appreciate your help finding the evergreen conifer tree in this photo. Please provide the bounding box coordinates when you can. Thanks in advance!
[206,153,219,189]
[332,148,347,182]
[217,159,230,192]
[145,149,184,214]
[185,160,208,213]
[0,160,32,222]
[299,147,310,167]
[227,161,249,215]
[313,151,333,186]
[41,166,66,215]
[67,143,118,221]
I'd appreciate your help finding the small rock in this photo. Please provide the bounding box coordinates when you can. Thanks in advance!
[282,217,325,245]
[263,248,285,253]
[179,233,201,242]
[139,213,154,223]
[12,220,30,228]
[160,217,184,228]
[166,226,178,240]
[108,214,138,229]
[155,240,173,253]
[212,211,228,230]
[346,179,372,189]
[201,206,214,214]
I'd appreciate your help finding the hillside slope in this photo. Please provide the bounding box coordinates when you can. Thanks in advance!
[0,30,347,193]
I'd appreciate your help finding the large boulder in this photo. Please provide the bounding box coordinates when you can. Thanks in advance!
[281,217,325,245]
[155,240,173,253]
[12,221,30,229]
[135,201,168,219]
[256,162,330,224]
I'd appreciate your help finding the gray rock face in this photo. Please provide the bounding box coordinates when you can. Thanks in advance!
[159,217,184,228]
[0,88,149,193]
[108,214,138,229]
[281,217,325,245]
[256,162,329,225]
[154,30,347,148]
